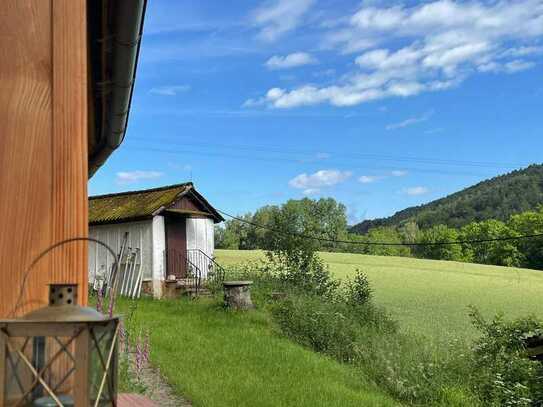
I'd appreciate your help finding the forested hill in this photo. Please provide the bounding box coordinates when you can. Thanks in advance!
[351,164,543,234]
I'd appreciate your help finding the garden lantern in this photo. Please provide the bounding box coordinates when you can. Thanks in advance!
[0,284,119,406]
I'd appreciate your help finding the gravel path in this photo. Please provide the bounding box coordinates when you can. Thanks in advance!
[129,354,192,406]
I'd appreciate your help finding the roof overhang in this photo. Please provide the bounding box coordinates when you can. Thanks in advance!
[87,0,147,178]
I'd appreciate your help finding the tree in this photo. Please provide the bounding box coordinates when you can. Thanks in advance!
[415,224,464,261]
[215,214,254,250]
[265,198,348,255]
[363,227,411,257]
[460,220,522,267]
[246,205,278,250]
[508,206,543,269]
[398,220,421,245]
[265,198,343,296]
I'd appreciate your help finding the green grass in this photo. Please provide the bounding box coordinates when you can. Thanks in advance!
[118,298,397,407]
[216,249,543,341]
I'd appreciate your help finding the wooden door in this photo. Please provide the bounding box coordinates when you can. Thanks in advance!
[165,216,187,279]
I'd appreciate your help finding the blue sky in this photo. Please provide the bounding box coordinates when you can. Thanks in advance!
[89,0,543,224]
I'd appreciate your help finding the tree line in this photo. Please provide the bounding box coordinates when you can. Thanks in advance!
[215,197,543,270]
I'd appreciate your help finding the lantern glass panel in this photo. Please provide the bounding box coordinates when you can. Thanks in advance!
[1,284,119,407]
[89,322,118,406]
[2,334,78,406]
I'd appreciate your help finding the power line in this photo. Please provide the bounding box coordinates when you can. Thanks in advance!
[124,145,499,178]
[129,136,523,170]
[217,208,543,247]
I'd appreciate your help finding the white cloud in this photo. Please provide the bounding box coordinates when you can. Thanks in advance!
[252,0,314,42]
[359,170,407,184]
[500,46,543,58]
[503,59,536,73]
[265,52,317,69]
[359,175,383,183]
[404,186,429,196]
[116,171,163,185]
[250,0,543,108]
[478,59,536,73]
[149,85,190,96]
[390,170,408,177]
[386,111,433,130]
[289,169,352,191]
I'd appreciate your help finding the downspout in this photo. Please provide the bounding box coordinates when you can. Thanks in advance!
[88,0,147,177]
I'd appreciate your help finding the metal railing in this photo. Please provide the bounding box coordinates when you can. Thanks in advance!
[187,249,226,287]
[164,248,203,296]
[162,248,225,296]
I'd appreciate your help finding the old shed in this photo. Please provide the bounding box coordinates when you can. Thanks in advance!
[88,183,224,297]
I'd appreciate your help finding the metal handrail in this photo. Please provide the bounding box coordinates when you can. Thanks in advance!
[164,248,203,296]
[187,249,226,284]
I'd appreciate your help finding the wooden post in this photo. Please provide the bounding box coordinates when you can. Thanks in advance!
[74,328,91,406]
[0,0,88,318]
[0,330,5,406]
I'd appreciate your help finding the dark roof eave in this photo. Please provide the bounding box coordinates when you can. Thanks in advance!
[88,0,147,178]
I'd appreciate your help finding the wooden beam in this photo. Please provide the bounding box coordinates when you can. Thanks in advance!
[51,0,89,304]
[0,331,5,407]
[0,0,88,318]
[74,329,91,405]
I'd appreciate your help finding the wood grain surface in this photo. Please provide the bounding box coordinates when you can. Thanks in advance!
[0,0,88,318]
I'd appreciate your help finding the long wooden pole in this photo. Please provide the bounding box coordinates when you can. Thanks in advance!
[0,0,88,318]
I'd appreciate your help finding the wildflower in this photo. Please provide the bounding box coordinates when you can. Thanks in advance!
[96,288,104,314]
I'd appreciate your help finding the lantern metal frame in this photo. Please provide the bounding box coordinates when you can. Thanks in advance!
[0,284,120,407]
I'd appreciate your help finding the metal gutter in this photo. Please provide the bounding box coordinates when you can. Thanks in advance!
[88,0,147,177]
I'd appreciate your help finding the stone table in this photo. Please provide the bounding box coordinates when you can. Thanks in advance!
[223,281,254,310]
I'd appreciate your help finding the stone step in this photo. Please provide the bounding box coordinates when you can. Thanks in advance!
[181,287,213,297]
[176,278,199,287]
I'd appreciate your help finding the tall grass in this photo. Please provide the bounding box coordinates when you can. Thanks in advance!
[114,297,398,407]
[224,259,543,406]
[216,249,543,341]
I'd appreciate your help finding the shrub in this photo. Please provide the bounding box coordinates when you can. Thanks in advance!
[265,250,340,298]
[343,269,372,306]
[271,294,361,362]
[469,308,543,406]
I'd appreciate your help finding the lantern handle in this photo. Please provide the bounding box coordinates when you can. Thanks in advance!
[9,237,118,318]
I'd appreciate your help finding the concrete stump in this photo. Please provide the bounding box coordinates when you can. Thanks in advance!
[223,281,254,310]
[163,280,178,299]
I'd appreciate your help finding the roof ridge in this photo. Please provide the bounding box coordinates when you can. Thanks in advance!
[89,182,193,200]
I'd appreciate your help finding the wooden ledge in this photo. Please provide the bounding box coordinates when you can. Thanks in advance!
[118,393,157,406]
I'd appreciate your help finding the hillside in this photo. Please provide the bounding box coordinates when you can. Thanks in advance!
[351,164,543,233]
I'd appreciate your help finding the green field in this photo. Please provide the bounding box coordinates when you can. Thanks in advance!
[216,249,543,340]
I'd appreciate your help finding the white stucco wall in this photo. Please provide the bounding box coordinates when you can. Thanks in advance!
[88,220,153,285]
[186,218,214,257]
[151,215,166,298]
[186,218,215,279]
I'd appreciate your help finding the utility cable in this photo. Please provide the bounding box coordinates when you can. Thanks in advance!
[217,208,543,247]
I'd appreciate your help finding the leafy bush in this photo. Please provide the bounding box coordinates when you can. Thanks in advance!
[271,294,362,362]
[269,277,477,405]
[344,269,372,306]
[469,308,543,406]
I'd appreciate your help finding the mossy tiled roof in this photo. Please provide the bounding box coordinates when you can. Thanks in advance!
[89,183,191,224]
